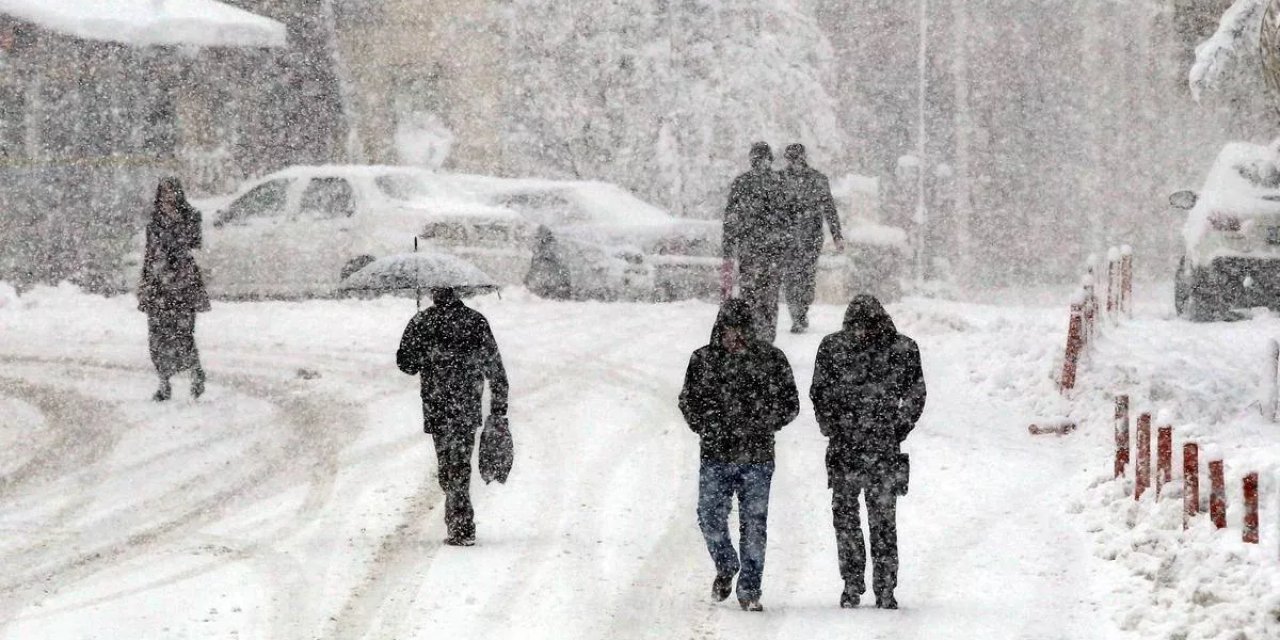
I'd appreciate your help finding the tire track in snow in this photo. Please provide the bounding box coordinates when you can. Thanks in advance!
[0,354,393,636]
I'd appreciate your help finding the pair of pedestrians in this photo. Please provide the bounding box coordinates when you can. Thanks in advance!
[679,295,926,612]
[723,142,845,342]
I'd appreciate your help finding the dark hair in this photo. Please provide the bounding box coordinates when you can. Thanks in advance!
[749,141,773,162]
[152,177,192,224]
[784,143,806,161]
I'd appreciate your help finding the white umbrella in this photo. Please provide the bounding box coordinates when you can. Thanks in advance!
[338,252,500,302]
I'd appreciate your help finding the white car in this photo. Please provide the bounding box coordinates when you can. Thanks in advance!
[442,175,720,301]
[1169,141,1280,320]
[128,166,534,299]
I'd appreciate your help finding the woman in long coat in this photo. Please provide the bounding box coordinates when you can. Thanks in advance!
[137,177,211,401]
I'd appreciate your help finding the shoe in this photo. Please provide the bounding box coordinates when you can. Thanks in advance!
[152,379,171,402]
[712,572,734,602]
[789,319,808,334]
[840,589,860,609]
[443,534,475,547]
[191,367,205,399]
[875,593,898,610]
[738,599,764,612]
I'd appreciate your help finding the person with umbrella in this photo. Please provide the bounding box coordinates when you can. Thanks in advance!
[137,177,210,401]
[397,286,509,546]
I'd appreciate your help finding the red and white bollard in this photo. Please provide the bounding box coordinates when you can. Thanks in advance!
[1209,460,1227,529]
[1243,472,1260,544]
[1156,425,1172,498]
[1183,443,1200,528]
[1114,395,1130,479]
[1135,413,1151,500]
[1120,245,1133,318]
[1060,301,1084,393]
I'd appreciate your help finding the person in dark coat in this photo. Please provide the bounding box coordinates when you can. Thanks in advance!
[678,298,799,612]
[397,287,509,546]
[809,295,926,610]
[137,176,211,401]
[780,143,844,334]
[723,142,790,343]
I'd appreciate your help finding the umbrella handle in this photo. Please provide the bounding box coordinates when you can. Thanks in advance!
[414,237,421,309]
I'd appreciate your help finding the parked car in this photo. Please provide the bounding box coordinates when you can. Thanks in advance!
[441,175,719,301]
[1169,141,1280,320]
[123,166,533,299]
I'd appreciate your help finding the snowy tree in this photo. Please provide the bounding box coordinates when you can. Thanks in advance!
[1189,0,1266,101]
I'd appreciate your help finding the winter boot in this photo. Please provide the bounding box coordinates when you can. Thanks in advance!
[711,572,734,602]
[875,592,898,610]
[152,377,172,402]
[840,586,860,609]
[444,532,476,547]
[789,316,808,334]
[191,366,206,399]
[738,599,764,612]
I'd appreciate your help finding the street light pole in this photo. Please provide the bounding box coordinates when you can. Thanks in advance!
[915,0,929,284]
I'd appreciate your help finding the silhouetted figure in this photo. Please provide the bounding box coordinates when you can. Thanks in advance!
[810,295,926,610]
[723,142,789,342]
[137,177,210,401]
[780,143,844,333]
[679,299,799,612]
[397,288,509,546]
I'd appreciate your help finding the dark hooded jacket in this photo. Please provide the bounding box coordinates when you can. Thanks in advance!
[138,181,211,315]
[397,296,509,431]
[781,161,843,247]
[679,300,799,463]
[810,295,926,468]
[723,162,790,259]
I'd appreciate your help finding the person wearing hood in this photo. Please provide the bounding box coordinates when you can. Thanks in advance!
[678,299,799,612]
[809,295,926,610]
[397,287,509,546]
[137,177,210,401]
[723,142,790,342]
[780,143,844,334]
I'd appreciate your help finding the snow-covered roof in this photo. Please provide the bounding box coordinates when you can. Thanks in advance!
[0,0,287,49]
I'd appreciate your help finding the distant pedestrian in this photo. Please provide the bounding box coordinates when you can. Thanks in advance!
[780,143,844,334]
[137,177,210,401]
[397,287,509,546]
[809,295,926,610]
[723,142,790,343]
[679,299,799,612]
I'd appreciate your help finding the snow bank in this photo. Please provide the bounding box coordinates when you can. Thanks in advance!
[0,281,17,312]
[1063,309,1280,638]
[0,0,288,49]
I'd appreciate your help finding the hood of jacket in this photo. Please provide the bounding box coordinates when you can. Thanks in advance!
[842,294,898,347]
[710,298,758,347]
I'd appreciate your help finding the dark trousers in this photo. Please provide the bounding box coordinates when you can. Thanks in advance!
[697,461,774,601]
[783,237,823,326]
[738,250,784,343]
[433,428,477,539]
[147,310,201,378]
[831,471,899,597]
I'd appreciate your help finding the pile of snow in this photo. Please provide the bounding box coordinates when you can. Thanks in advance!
[1189,0,1266,101]
[0,281,18,311]
[1061,307,1280,638]
[0,397,45,477]
[0,0,287,49]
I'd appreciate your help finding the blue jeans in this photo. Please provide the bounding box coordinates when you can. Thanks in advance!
[697,461,775,601]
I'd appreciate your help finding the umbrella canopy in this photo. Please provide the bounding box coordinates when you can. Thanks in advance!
[339,252,500,296]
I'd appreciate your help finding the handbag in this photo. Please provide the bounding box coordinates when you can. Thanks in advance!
[478,414,513,484]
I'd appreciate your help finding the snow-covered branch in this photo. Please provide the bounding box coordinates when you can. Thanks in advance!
[1189,0,1266,101]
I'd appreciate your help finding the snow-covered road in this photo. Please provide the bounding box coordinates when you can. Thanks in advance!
[8,285,1259,639]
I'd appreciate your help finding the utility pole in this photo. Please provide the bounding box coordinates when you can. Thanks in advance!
[951,0,972,282]
[915,0,929,284]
